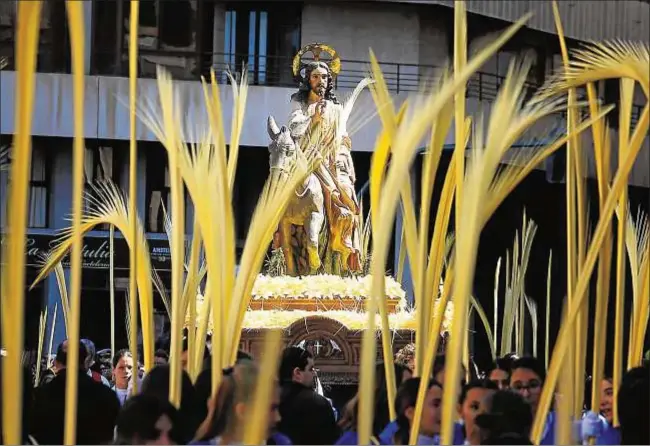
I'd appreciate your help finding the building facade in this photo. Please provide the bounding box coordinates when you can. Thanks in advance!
[1,0,648,352]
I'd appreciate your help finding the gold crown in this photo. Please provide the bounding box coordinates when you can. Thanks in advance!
[292,43,341,78]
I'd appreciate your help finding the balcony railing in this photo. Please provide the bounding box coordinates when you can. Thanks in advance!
[89,49,440,93]
[88,49,545,102]
[1,45,645,124]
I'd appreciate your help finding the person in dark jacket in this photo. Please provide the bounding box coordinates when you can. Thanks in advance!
[29,340,120,445]
[473,389,533,445]
[0,361,34,444]
[277,346,339,445]
[141,364,202,444]
[114,394,178,445]
[617,364,649,445]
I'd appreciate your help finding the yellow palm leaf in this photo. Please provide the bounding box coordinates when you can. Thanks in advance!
[242,330,283,445]
[34,307,48,386]
[470,295,496,360]
[483,104,613,223]
[37,253,70,337]
[1,3,42,444]
[626,207,650,367]
[539,41,650,98]
[30,181,156,367]
[531,103,648,444]
[612,77,636,425]
[225,70,249,190]
[363,11,535,445]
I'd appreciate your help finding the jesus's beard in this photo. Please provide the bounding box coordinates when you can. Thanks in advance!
[313,84,326,98]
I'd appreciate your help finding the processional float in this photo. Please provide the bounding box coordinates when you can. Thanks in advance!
[2,1,648,445]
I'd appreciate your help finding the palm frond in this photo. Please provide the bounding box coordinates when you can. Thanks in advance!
[0,6,42,443]
[625,206,649,321]
[493,257,502,354]
[524,294,539,358]
[366,12,536,444]
[531,43,649,446]
[47,303,58,371]
[482,102,611,224]
[162,202,204,273]
[626,207,650,366]
[151,267,172,318]
[36,251,70,337]
[537,41,650,99]
[242,330,283,445]
[124,288,134,353]
[225,69,249,190]
[443,232,455,269]
[30,181,156,365]
[137,67,318,397]
[470,295,496,360]
[34,307,48,386]
[340,77,375,137]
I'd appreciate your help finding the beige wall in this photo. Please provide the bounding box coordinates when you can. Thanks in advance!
[301,2,420,63]
[300,2,424,91]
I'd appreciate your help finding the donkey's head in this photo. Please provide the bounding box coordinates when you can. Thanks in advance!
[267,115,299,175]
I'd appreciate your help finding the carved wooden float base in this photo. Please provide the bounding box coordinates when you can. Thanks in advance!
[239,314,417,386]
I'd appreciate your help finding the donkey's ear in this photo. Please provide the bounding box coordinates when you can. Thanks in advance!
[267,115,281,140]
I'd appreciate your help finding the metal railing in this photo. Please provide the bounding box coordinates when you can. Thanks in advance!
[557,102,644,128]
[3,42,541,100]
[88,49,440,93]
[89,49,545,102]
[2,45,646,119]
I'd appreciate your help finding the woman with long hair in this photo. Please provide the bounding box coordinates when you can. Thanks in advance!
[140,364,202,444]
[335,363,412,445]
[392,378,443,445]
[455,379,498,445]
[192,360,284,445]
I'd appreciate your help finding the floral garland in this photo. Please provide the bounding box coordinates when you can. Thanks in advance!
[186,274,453,333]
[251,274,408,308]
[239,300,454,332]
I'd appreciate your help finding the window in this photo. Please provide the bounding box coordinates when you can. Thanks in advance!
[92,0,198,77]
[0,1,70,73]
[146,146,171,233]
[223,2,301,86]
[85,146,115,185]
[124,0,198,78]
[223,9,268,83]
[29,146,50,228]
[0,1,15,70]
[0,145,50,229]
[84,145,122,230]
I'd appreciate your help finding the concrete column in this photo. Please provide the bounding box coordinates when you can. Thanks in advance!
[44,145,73,347]
[51,146,73,229]
[45,273,68,348]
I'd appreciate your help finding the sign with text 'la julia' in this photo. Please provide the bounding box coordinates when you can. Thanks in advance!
[0,232,178,271]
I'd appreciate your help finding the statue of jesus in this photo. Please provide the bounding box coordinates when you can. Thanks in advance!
[287,44,362,274]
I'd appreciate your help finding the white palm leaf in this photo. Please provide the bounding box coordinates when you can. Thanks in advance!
[339,77,375,136]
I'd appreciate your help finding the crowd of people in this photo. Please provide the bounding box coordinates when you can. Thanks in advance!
[1,338,648,445]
